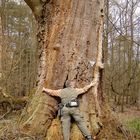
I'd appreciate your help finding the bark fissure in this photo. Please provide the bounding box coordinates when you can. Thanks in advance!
[63,73,69,88]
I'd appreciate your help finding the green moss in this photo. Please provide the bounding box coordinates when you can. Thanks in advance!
[126,118,140,134]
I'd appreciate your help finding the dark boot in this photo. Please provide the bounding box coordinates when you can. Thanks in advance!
[85,135,94,140]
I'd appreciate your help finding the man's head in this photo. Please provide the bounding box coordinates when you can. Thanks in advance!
[66,81,76,88]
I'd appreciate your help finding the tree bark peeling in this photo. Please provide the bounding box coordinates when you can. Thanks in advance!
[22,0,105,139]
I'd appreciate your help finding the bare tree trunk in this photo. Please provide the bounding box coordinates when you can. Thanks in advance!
[20,0,127,140]
[0,17,2,80]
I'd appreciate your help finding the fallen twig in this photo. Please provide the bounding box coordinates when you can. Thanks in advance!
[0,109,12,120]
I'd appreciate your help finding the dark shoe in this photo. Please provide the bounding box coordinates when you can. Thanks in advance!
[86,135,94,140]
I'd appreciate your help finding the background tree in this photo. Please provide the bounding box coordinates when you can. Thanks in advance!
[0,0,37,97]
[104,0,140,112]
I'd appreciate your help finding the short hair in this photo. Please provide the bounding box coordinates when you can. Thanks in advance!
[65,81,75,88]
[65,81,71,87]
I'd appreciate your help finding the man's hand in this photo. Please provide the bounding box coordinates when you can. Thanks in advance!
[42,87,47,92]
[98,62,104,69]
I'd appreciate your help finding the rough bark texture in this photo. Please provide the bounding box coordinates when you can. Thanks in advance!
[20,0,125,140]
[0,17,2,79]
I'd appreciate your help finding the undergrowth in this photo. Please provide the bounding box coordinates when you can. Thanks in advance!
[125,118,140,134]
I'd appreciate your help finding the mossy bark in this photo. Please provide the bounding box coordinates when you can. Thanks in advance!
[22,0,105,139]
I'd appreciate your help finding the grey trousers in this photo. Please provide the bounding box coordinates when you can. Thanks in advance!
[61,106,91,140]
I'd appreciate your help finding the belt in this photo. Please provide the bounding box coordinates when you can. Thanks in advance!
[63,99,79,107]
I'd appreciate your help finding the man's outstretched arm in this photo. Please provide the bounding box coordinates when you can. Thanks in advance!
[76,80,97,95]
[42,87,61,97]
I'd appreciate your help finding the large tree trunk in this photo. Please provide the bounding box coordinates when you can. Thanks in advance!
[0,17,2,79]
[20,0,124,140]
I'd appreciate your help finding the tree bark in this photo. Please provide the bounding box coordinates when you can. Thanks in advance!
[21,0,121,140]
[0,17,2,79]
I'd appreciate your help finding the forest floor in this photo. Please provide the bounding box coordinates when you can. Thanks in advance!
[118,106,140,122]
[0,106,140,139]
[117,106,140,140]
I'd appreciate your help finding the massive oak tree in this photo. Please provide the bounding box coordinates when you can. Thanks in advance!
[0,17,2,79]
[20,0,127,140]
